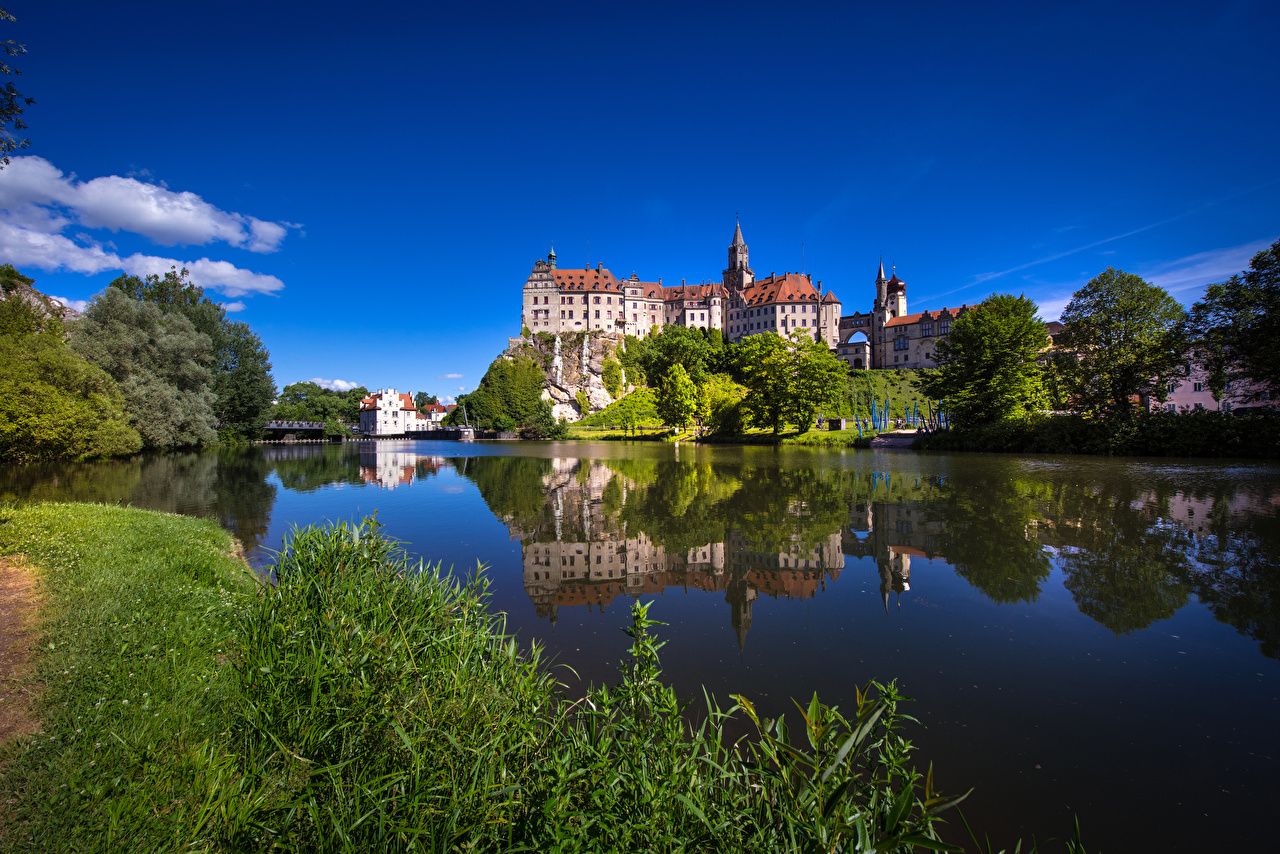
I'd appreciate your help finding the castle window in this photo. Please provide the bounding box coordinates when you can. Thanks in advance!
[921,322,934,336]
[594,296,601,304]
[939,319,951,334]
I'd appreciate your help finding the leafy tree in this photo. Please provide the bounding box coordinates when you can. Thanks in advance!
[414,391,439,411]
[1053,268,1185,415]
[735,331,845,434]
[108,269,276,438]
[214,321,275,438]
[921,294,1049,427]
[70,288,218,449]
[656,364,698,429]
[698,373,747,435]
[735,333,793,434]
[274,381,369,424]
[0,7,32,166]
[787,330,847,433]
[1185,238,1280,399]
[1,264,64,333]
[639,325,722,386]
[452,355,551,434]
[0,292,141,463]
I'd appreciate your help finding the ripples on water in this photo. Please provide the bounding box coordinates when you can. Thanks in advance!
[4,440,1278,849]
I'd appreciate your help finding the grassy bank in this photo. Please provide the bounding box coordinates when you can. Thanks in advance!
[1,505,1080,850]
[0,503,253,849]
[916,411,1280,458]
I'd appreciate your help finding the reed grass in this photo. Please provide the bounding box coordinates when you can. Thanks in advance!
[1,505,1083,851]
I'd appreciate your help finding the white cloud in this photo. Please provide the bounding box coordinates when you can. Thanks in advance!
[442,372,463,379]
[0,221,285,296]
[48,294,89,313]
[221,301,246,313]
[310,378,360,392]
[0,156,295,252]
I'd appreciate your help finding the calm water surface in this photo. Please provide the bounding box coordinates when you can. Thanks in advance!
[5,440,1279,850]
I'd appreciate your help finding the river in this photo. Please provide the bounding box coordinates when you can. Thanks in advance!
[4,440,1278,850]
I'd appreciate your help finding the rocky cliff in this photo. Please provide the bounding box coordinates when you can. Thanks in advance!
[506,331,629,421]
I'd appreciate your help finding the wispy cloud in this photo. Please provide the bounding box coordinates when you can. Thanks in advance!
[221,301,246,313]
[442,372,463,380]
[310,378,361,392]
[1024,236,1274,322]
[1141,237,1273,296]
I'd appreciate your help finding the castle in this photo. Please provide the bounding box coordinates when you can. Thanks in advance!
[520,221,967,371]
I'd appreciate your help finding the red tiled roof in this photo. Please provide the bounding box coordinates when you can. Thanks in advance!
[358,392,418,412]
[884,306,962,329]
[663,283,727,303]
[740,273,821,306]
[551,267,621,292]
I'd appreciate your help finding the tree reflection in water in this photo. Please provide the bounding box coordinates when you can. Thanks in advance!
[1,443,1276,658]
[458,450,1280,658]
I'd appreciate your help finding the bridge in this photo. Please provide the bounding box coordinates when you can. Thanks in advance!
[262,420,327,440]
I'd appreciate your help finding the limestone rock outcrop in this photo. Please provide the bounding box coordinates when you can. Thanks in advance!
[506,331,627,422]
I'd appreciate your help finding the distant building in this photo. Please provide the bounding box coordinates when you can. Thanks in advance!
[358,388,437,436]
[1144,364,1274,414]
[521,222,843,348]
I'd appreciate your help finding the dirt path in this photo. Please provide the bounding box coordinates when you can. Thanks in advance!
[0,557,41,744]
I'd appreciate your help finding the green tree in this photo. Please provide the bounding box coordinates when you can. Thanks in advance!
[656,363,698,430]
[1054,268,1185,415]
[1185,238,1280,399]
[452,355,549,433]
[70,288,218,449]
[108,269,276,438]
[921,294,1049,427]
[786,330,847,433]
[0,293,141,463]
[735,333,793,434]
[274,382,368,425]
[735,331,845,434]
[640,325,721,385]
[698,373,747,435]
[0,7,33,166]
[414,391,439,411]
[214,321,275,438]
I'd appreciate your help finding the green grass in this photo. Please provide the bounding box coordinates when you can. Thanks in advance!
[783,427,878,448]
[0,506,1083,851]
[0,503,253,850]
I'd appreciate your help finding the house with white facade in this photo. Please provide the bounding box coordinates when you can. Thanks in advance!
[358,388,438,436]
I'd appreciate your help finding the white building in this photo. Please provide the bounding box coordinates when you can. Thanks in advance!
[357,388,437,436]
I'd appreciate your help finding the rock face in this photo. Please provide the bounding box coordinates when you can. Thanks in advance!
[0,270,74,324]
[507,331,626,422]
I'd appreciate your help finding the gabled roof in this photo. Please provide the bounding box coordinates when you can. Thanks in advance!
[359,391,418,412]
[884,306,962,329]
[551,267,622,292]
[740,272,825,306]
[664,283,727,302]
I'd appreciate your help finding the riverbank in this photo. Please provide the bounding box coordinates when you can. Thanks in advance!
[0,503,1046,850]
[917,411,1280,458]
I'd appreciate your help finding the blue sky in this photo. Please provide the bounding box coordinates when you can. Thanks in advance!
[2,0,1277,400]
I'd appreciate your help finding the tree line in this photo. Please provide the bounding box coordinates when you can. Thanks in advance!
[921,239,1280,431]
[1,265,274,464]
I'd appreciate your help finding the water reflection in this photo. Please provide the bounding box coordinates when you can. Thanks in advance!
[2,442,1277,659]
[451,450,1280,657]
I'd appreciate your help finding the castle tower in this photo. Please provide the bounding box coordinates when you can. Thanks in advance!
[722,219,754,293]
[870,260,908,368]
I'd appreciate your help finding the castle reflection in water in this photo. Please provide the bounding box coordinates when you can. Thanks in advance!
[343,443,1280,656]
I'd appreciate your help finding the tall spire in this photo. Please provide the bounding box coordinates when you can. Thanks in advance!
[732,217,745,247]
[876,256,887,283]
